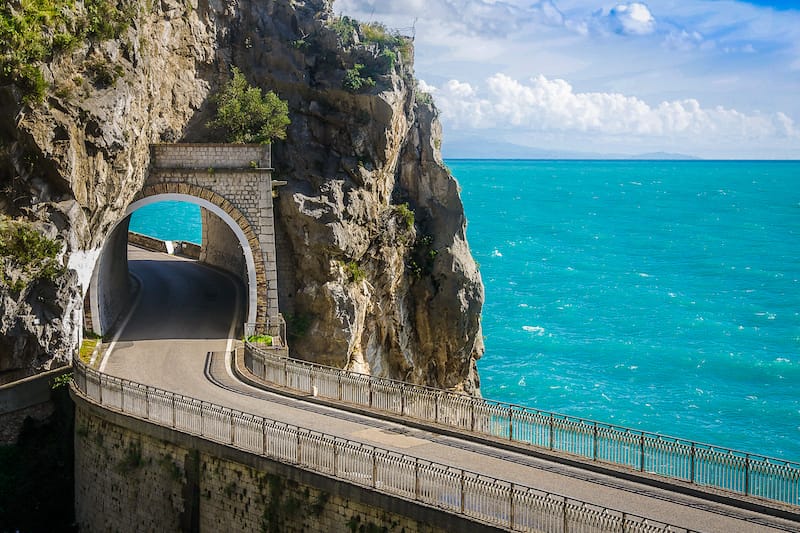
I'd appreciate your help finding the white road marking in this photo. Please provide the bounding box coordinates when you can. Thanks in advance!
[98,273,143,373]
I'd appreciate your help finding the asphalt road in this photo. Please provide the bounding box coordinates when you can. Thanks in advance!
[101,246,243,397]
[100,246,798,533]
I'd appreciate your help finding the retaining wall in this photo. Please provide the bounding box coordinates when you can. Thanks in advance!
[73,394,501,533]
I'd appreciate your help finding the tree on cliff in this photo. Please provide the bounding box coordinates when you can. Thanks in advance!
[207,67,290,144]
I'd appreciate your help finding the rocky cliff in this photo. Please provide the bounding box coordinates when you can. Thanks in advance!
[0,0,484,391]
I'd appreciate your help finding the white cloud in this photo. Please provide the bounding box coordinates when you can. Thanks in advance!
[606,3,657,35]
[663,29,705,51]
[338,0,800,157]
[429,73,799,143]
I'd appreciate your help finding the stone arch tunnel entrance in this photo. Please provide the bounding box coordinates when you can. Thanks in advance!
[86,144,280,338]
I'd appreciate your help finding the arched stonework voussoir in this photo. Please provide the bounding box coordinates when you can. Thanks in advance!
[130,183,268,326]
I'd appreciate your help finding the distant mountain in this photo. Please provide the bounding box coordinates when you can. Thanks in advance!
[629,152,701,161]
[441,136,700,161]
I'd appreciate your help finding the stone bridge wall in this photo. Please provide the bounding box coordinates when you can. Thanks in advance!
[153,143,271,169]
[73,395,497,533]
[143,144,279,323]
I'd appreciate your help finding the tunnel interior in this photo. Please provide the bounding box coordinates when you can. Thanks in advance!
[87,194,258,338]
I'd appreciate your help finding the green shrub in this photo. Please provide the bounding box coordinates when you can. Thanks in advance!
[0,0,137,104]
[361,22,398,46]
[380,48,397,71]
[0,216,65,293]
[343,261,366,283]
[394,203,415,230]
[330,15,359,46]
[342,63,375,92]
[207,67,291,144]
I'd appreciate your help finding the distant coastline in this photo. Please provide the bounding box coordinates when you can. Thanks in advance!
[440,136,800,161]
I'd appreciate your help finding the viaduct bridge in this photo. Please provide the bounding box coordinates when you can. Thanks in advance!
[71,145,800,532]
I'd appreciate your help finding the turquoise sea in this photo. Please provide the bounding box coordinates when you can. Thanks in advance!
[130,160,800,460]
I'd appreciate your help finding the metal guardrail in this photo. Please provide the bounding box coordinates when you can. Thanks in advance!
[71,359,695,532]
[244,343,800,508]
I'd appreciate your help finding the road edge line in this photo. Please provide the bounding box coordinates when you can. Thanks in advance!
[98,272,143,373]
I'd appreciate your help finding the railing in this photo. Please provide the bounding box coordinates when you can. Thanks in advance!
[71,359,694,533]
[244,318,287,347]
[245,343,800,508]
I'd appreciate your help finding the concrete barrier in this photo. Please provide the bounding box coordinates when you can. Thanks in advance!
[128,231,201,259]
[0,365,72,414]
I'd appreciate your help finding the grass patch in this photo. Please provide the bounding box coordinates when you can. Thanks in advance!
[0,0,137,104]
[343,260,366,283]
[246,334,273,346]
[78,338,99,363]
[393,203,415,230]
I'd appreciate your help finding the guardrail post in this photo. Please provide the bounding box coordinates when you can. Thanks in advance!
[460,470,465,514]
[145,389,149,419]
[508,406,513,441]
[435,393,440,423]
[690,443,695,483]
[745,454,751,496]
[549,413,555,450]
[296,432,301,464]
[562,499,568,533]
[230,413,235,445]
[593,422,598,461]
[262,420,268,456]
[414,458,420,499]
[120,381,125,411]
[640,434,645,472]
[470,398,475,432]
[338,373,342,401]
[372,449,377,488]
[368,379,373,407]
[509,484,515,530]
[171,395,176,428]
[400,384,405,416]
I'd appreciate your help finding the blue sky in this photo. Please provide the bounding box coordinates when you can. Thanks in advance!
[338,0,800,158]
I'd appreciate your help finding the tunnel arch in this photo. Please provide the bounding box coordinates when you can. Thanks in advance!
[88,183,268,336]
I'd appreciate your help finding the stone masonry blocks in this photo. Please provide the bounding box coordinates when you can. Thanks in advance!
[139,144,279,325]
[74,394,487,533]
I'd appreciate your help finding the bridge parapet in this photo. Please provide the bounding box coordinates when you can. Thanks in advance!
[152,143,271,170]
[242,343,800,511]
[70,358,697,533]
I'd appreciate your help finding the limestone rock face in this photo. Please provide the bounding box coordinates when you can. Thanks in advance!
[0,0,484,391]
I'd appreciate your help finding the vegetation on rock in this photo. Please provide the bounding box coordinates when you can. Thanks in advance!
[328,16,412,93]
[342,63,375,92]
[343,260,366,283]
[393,203,415,230]
[0,0,136,103]
[0,215,65,294]
[207,67,290,144]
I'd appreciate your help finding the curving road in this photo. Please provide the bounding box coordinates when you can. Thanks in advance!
[100,246,798,533]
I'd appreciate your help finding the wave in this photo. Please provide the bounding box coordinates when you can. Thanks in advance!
[522,325,545,336]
